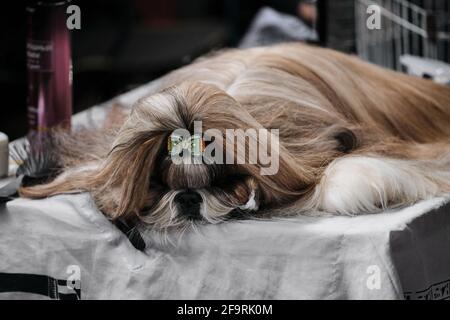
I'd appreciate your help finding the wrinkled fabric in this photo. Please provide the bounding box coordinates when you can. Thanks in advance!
[239,7,318,49]
[1,193,449,300]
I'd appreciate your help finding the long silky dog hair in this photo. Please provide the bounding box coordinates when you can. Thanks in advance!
[20,43,450,229]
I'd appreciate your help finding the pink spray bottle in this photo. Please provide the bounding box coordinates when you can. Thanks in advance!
[26,0,72,134]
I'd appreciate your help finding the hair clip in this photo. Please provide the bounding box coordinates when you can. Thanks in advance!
[168,134,205,156]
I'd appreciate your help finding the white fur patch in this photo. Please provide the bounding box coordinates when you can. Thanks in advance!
[316,156,448,215]
[239,190,258,211]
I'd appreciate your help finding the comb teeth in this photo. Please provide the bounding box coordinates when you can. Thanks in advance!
[9,133,60,185]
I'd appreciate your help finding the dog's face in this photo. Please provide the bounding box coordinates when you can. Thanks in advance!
[19,81,360,230]
[95,80,363,229]
[147,156,259,227]
[101,82,269,229]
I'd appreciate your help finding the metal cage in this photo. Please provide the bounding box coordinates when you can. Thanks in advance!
[355,0,450,70]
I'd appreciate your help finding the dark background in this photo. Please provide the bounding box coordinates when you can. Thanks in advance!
[1,0,316,140]
[1,0,448,141]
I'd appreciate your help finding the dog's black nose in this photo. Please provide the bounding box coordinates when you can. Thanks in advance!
[174,190,203,220]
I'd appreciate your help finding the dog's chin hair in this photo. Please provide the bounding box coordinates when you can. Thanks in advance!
[139,190,183,229]
[197,189,236,223]
[136,220,194,248]
[137,190,237,248]
[139,189,236,230]
[138,219,199,248]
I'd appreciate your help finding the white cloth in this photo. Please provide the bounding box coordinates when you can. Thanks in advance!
[239,7,318,49]
[1,193,449,299]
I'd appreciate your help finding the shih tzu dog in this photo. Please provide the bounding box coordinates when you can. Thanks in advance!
[20,43,450,230]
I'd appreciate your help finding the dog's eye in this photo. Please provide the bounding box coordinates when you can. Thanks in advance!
[334,129,358,153]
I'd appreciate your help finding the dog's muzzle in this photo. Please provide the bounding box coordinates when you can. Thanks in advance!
[174,190,203,220]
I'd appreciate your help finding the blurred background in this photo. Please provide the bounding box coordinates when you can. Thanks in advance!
[1,0,449,140]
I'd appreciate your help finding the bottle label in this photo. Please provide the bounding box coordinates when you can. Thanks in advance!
[27,40,53,72]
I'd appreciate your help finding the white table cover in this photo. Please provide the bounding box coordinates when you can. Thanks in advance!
[1,81,449,300]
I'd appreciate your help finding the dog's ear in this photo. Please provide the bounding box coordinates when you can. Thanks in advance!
[334,128,359,153]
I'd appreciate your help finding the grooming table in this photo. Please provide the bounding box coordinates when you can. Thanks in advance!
[0,81,449,300]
